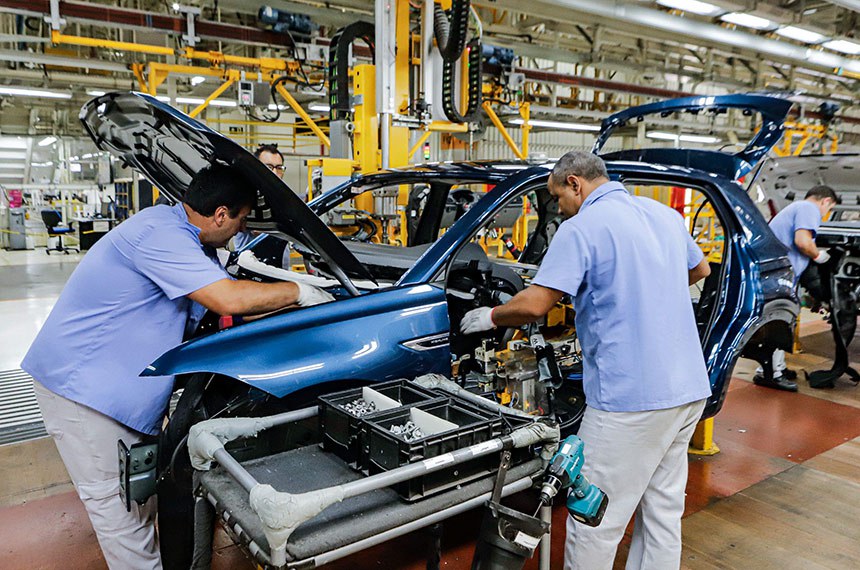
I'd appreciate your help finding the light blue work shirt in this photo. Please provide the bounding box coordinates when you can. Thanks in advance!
[533,181,711,413]
[22,204,229,434]
[768,200,821,281]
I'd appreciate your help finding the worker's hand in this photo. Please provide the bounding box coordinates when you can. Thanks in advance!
[295,282,335,307]
[814,249,831,264]
[460,307,496,335]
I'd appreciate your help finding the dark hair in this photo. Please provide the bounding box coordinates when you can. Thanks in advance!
[805,185,839,203]
[183,163,256,217]
[549,150,609,186]
[253,143,283,161]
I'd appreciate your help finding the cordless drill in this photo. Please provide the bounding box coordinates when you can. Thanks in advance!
[538,435,609,527]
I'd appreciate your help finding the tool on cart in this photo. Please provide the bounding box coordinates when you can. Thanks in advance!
[536,435,609,527]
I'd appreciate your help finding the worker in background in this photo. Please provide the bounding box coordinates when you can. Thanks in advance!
[460,151,712,570]
[753,185,838,391]
[232,143,294,266]
[20,163,332,570]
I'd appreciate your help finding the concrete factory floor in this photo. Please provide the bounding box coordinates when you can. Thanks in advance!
[1,250,860,569]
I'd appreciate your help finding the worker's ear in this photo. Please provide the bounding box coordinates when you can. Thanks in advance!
[213,205,230,227]
[566,174,581,194]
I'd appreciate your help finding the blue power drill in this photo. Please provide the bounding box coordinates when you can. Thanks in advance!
[537,435,609,527]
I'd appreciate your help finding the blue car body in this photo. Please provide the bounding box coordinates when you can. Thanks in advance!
[81,92,799,420]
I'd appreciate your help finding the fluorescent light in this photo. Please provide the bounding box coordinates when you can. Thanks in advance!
[720,12,775,30]
[70,163,82,173]
[308,103,331,112]
[509,118,600,131]
[0,173,23,178]
[822,39,860,55]
[38,136,57,147]
[0,152,26,160]
[86,90,106,97]
[656,0,722,16]
[0,138,28,149]
[175,96,236,108]
[0,164,26,169]
[30,162,53,167]
[775,26,826,44]
[0,86,72,99]
[647,132,720,144]
[268,104,288,111]
[190,76,206,86]
[155,95,171,103]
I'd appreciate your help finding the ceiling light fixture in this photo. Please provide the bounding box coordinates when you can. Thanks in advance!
[308,103,331,112]
[190,76,206,86]
[822,39,860,55]
[175,96,236,108]
[0,138,28,149]
[86,90,106,97]
[0,86,72,99]
[775,26,826,44]
[509,118,600,131]
[720,12,776,31]
[647,131,720,144]
[38,136,57,147]
[0,173,24,178]
[0,152,27,160]
[0,163,26,169]
[655,0,722,16]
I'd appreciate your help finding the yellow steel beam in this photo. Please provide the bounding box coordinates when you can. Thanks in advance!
[482,100,526,159]
[408,130,434,161]
[273,83,331,148]
[519,102,531,159]
[427,121,469,133]
[131,64,148,93]
[51,30,174,56]
[182,47,295,73]
[189,76,238,118]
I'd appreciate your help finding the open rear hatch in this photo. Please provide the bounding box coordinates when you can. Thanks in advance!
[593,94,793,180]
[79,91,375,291]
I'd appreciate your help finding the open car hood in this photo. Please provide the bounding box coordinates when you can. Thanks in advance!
[751,153,860,234]
[593,94,793,180]
[79,91,374,285]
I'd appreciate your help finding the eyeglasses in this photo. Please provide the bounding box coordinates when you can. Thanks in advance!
[264,163,285,173]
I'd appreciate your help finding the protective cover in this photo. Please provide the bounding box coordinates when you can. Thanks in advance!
[79,91,374,283]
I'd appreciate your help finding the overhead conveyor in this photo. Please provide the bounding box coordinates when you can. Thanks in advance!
[186,396,561,569]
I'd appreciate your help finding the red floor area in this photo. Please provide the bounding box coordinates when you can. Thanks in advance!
[3,374,858,570]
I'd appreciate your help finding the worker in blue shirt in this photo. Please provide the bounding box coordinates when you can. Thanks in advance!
[753,185,838,391]
[461,151,712,570]
[21,163,331,570]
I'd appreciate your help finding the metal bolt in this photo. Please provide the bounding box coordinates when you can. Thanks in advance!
[341,398,377,417]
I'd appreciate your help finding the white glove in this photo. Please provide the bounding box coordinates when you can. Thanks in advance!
[460,307,496,335]
[295,282,335,307]
[814,249,830,264]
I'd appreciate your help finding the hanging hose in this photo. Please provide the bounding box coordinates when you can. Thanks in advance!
[442,37,482,123]
[433,0,471,62]
[328,22,376,122]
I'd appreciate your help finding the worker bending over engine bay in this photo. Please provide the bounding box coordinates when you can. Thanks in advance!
[460,150,712,570]
[21,164,331,570]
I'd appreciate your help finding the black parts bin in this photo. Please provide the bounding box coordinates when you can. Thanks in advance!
[365,398,505,501]
[318,379,441,466]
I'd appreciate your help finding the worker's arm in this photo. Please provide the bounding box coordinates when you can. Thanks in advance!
[689,258,711,285]
[794,229,820,260]
[490,285,564,327]
[189,279,331,316]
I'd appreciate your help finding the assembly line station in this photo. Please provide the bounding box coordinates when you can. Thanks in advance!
[1,1,859,569]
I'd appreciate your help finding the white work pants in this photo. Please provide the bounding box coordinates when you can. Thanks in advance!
[754,348,787,377]
[33,380,162,570]
[564,398,706,570]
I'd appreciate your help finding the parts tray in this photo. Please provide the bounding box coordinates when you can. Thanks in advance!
[318,379,442,467]
[365,398,522,501]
